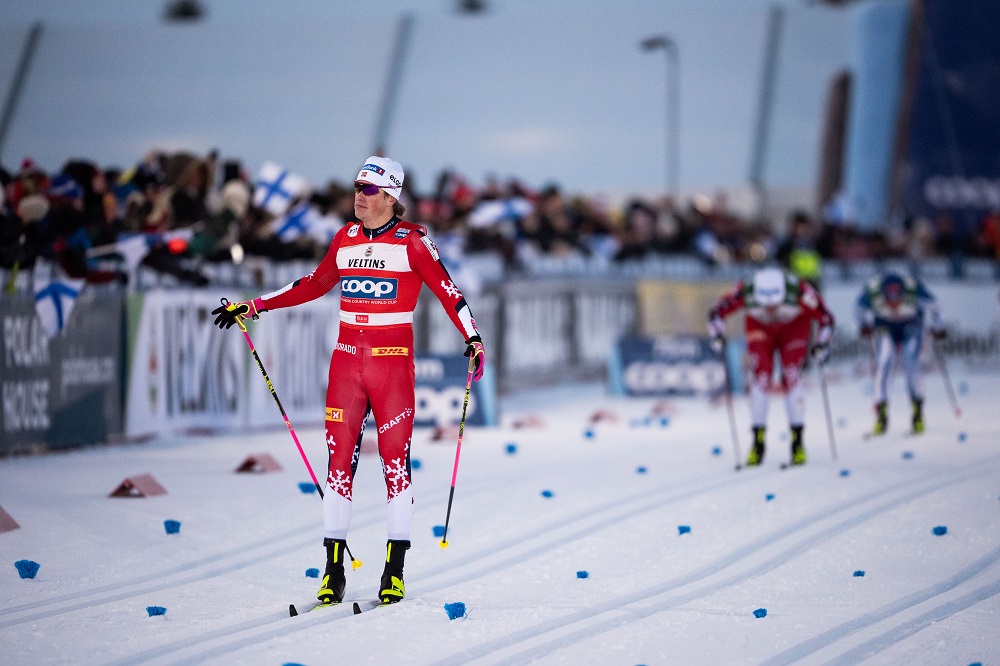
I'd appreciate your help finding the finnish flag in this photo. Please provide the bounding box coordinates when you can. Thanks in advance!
[275,202,319,242]
[33,266,86,337]
[468,197,533,228]
[254,162,307,216]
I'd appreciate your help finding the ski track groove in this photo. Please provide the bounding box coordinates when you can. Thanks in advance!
[433,455,1000,665]
[766,546,1000,665]
[104,469,761,665]
[8,440,996,665]
[123,455,998,665]
[822,573,1000,665]
[0,459,526,627]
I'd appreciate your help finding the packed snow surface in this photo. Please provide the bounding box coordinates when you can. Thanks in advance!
[2,370,999,665]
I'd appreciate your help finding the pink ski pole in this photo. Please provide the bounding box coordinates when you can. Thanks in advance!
[440,355,476,549]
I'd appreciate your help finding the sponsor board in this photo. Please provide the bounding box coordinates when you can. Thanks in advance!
[413,355,497,427]
[125,290,248,436]
[610,334,726,397]
[1,291,124,453]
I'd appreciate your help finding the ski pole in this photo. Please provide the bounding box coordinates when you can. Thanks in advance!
[817,364,838,460]
[718,338,743,471]
[930,335,962,418]
[440,354,476,549]
[221,299,360,567]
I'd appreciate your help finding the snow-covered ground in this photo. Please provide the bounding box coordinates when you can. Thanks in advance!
[2,367,999,665]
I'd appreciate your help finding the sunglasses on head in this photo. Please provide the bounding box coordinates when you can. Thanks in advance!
[354,182,382,196]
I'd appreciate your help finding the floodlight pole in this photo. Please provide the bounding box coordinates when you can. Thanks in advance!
[640,35,680,198]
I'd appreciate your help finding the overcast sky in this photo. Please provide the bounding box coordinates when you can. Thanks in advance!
[0,0,852,204]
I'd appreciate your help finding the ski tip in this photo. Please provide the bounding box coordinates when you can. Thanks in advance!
[289,604,298,617]
[353,602,362,615]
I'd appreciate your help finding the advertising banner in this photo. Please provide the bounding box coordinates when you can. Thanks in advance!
[896,0,1000,224]
[636,280,736,336]
[125,290,498,437]
[244,299,339,429]
[125,290,247,437]
[414,355,496,428]
[1,291,124,454]
[610,334,726,398]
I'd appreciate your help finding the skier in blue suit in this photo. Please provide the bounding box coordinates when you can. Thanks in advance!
[856,272,945,435]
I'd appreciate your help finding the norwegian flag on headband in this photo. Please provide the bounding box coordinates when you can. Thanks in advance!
[253,162,308,216]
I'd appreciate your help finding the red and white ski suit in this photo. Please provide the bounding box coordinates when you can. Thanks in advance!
[257,217,479,540]
[709,276,833,428]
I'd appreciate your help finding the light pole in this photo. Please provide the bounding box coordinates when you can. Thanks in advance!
[640,35,680,198]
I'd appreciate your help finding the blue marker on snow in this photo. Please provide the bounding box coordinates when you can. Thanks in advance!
[443,602,467,619]
[753,608,767,618]
[14,560,39,579]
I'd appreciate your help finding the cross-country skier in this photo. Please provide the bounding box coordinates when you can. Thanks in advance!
[212,156,485,606]
[708,266,834,467]
[856,271,944,435]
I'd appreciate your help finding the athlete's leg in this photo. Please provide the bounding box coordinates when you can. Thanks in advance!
[777,317,810,428]
[746,321,776,429]
[900,326,925,402]
[362,327,417,542]
[322,329,369,540]
[874,332,896,404]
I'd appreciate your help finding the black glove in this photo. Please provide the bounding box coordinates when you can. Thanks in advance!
[464,335,485,381]
[211,299,258,330]
[810,342,830,366]
[859,324,874,338]
[931,328,946,341]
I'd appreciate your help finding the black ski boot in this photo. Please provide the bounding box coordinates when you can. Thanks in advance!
[872,401,888,435]
[790,425,806,465]
[912,398,924,434]
[316,538,347,604]
[379,539,410,605]
[746,427,766,466]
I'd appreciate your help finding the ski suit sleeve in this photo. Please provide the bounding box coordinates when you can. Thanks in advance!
[708,282,747,322]
[798,280,834,343]
[855,282,876,331]
[407,230,479,341]
[915,280,943,330]
[256,231,344,312]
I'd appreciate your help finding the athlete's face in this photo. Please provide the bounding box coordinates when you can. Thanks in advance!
[354,180,394,226]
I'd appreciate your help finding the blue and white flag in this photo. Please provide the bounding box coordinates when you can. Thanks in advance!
[34,266,86,337]
[254,162,307,216]
[468,197,533,228]
[274,202,319,242]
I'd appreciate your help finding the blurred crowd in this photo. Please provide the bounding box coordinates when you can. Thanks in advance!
[2,148,1000,288]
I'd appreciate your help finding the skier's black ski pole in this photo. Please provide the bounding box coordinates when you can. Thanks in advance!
[817,363,838,460]
[718,339,743,470]
[931,335,961,418]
